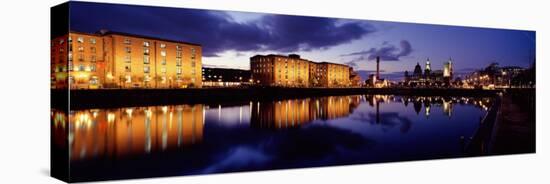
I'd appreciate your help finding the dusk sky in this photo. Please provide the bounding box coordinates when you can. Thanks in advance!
[69,1,535,80]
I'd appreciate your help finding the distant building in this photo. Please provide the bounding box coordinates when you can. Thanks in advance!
[404,58,454,87]
[363,56,388,88]
[424,58,431,76]
[51,30,202,89]
[250,54,352,87]
[202,67,251,87]
[443,58,453,79]
[349,69,362,87]
[366,74,388,88]
[463,62,528,88]
[413,62,423,79]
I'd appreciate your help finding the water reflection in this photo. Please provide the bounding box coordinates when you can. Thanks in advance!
[66,105,204,160]
[53,95,493,162]
[52,94,494,180]
[250,96,361,129]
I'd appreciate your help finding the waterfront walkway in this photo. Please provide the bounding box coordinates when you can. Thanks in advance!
[491,90,536,154]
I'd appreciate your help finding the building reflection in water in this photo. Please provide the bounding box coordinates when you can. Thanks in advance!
[247,95,491,129]
[250,96,362,129]
[366,95,492,118]
[63,105,204,161]
[52,95,493,162]
[51,110,68,149]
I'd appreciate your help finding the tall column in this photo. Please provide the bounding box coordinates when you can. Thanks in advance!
[376,56,380,80]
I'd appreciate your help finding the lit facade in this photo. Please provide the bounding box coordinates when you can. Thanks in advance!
[443,59,453,78]
[51,30,202,89]
[322,62,351,87]
[250,54,311,87]
[250,54,351,87]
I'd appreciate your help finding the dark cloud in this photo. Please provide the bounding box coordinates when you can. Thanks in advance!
[341,40,413,66]
[259,15,375,52]
[69,2,375,57]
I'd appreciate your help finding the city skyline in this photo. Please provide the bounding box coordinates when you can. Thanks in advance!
[67,1,535,81]
[50,2,536,182]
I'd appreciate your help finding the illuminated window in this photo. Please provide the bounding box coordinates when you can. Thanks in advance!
[143,55,150,64]
[58,39,64,45]
[176,45,182,51]
[90,38,96,44]
[78,46,84,52]
[161,58,166,65]
[160,43,166,48]
[176,51,182,58]
[143,48,150,55]
[176,67,182,74]
[68,52,73,61]
[78,64,85,71]
[125,75,131,83]
[90,64,96,72]
[143,41,150,47]
[144,66,150,73]
[77,37,84,43]
[90,76,98,85]
[176,58,182,66]
[160,50,166,57]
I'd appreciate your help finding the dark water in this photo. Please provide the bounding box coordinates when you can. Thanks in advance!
[51,95,493,181]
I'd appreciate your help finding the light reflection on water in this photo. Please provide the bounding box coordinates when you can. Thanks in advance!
[51,95,492,180]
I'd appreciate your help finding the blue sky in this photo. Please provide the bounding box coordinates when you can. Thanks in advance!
[68,1,535,80]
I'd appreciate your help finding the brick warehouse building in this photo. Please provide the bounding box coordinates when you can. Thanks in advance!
[250,54,353,87]
[51,30,202,89]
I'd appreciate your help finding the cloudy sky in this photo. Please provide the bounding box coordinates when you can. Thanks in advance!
[68,1,535,80]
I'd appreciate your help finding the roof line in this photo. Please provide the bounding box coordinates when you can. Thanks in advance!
[251,54,351,67]
[68,30,201,46]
